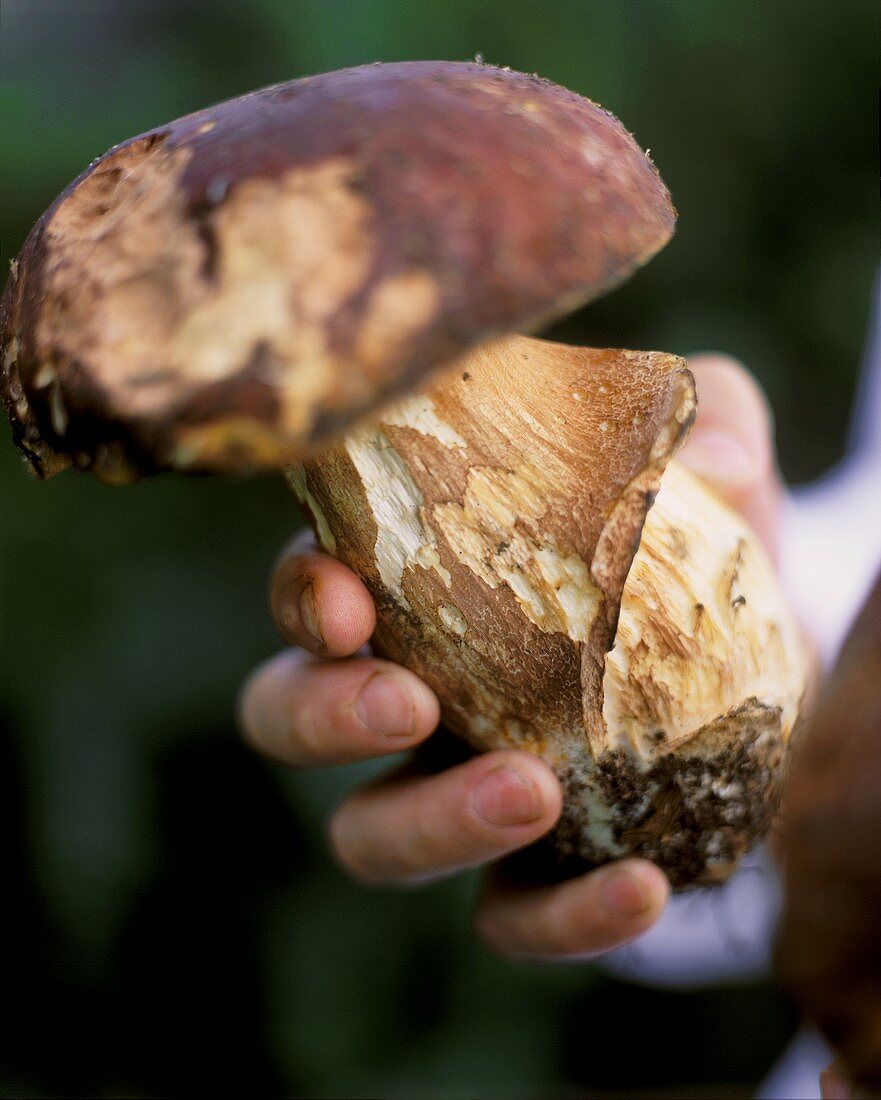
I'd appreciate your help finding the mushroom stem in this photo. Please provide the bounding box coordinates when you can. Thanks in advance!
[289,334,808,888]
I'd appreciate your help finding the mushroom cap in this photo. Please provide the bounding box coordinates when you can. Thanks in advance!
[777,572,881,1083]
[0,61,675,481]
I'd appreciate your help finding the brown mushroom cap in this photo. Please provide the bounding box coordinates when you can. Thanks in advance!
[776,573,881,1085]
[0,61,674,482]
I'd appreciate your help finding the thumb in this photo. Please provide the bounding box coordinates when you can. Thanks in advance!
[678,353,783,561]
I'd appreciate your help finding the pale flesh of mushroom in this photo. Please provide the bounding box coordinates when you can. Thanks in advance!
[290,335,809,888]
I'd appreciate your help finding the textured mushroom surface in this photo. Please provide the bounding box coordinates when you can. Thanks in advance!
[0,61,674,482]
[777,574,881,1087]
[0,61,808,890]
[293,335,808,887]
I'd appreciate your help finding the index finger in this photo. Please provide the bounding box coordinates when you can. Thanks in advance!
[271,532,376,657]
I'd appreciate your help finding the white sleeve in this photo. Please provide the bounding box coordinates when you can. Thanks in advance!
[780,274,881,666]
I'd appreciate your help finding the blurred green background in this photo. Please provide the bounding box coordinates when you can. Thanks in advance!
[1,1,876,1096]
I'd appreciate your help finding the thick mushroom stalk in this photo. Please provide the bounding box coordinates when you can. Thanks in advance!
[292,336,808,887]
[0,61,809,887]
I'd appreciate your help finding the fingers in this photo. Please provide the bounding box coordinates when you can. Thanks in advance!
[328,751,563,885]
[238,650,440,766]
[679,353,783,559]
[473,858,669,961]
[271,534,375,657]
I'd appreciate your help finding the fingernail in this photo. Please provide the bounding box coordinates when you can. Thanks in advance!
[473,766,543,827]
[355,673,416,738]
[600,867,653,917]
[298,584,324,647]
[679,428,757,487]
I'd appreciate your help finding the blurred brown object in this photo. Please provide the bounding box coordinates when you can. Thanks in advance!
[777,571,881,1093]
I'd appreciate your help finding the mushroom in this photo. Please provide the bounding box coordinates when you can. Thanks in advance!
[776,572,881,1088]
[0,61,808,888]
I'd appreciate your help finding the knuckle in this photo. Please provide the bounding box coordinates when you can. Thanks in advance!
[287,704,321,763]
[326,684,360,729]
[324,691,376,755]
[405,798,449,872]
[360,797,464,885]
[413,774,500,870]
[297,688,368,767]
[472,901,548,961]
[562,902,645,959]
[276,674,331,765]
[327,793,419,886]
[529,893,617,959]
[534,903,585,958]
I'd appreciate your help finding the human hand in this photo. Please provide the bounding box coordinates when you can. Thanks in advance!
[238,352,782,961]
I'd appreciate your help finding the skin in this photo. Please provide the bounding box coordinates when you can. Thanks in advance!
[820,1064,853,1100]
[238,353,782,962]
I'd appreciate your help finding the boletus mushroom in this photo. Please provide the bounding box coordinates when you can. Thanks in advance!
[0,61,808,888]
[776,573,881,1089]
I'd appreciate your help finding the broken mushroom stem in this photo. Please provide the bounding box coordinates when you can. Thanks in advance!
[291,334,808,887]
